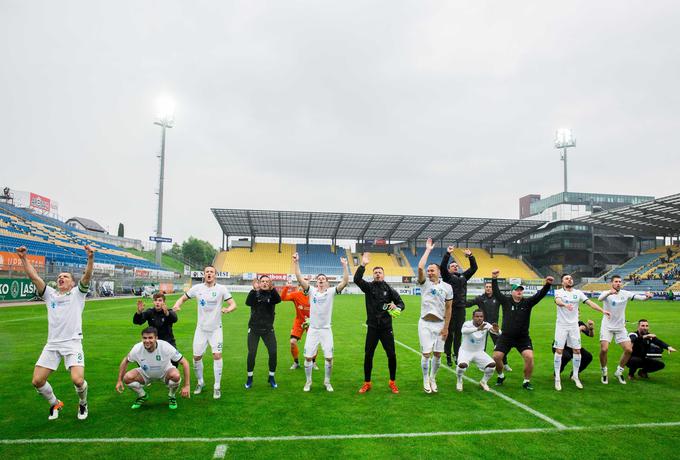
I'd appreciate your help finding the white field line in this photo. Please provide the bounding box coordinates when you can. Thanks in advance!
[391,337,567,429]
[1,422,679,444]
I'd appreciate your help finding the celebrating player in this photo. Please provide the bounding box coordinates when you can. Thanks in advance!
[456,309,500,392]
[416,238,453,394]
[598,275,652,385]
[245,275,282,389]
[440,246,478,366]
[354,252,406,394]
[293,252,349,392]
[280,278,316,370]
[553,274,610,391]
[172,265,236,399]
[466,282,511,371]
[491,269,554,390]
[19,245,94,420]
[115,327,190,410]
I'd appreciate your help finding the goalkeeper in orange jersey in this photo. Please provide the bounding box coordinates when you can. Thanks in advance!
[281,279,317,370]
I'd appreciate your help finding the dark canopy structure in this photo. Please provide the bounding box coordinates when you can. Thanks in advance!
[575,193,680,237]
[211,208,546,248]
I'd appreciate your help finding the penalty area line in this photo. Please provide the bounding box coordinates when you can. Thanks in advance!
[2,422,680,445]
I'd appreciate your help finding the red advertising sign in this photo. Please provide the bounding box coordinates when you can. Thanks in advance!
[29,193,51,212]
[0,251,46,269]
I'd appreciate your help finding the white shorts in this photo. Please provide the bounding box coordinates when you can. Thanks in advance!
[36,340,85,370]
[193,327,223,356]
[457,349,494,370]
[304,327,333,358]
[554,325,581,349]
[418,318,446,354]
[133,366,176,385]
[600,327,630,344]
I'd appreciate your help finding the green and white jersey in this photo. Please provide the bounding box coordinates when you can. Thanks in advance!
[42,284,88,344]
[128,339,182,379]
[554,288,588,327]
[186,283,232,332]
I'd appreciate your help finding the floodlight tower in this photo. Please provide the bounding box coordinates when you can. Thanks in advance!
[554,128,575,193]
[154,97,175,266]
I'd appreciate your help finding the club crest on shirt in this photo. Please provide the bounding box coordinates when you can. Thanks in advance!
[211,291,217,298]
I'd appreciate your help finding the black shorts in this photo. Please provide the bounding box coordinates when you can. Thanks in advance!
[494,335,533,354]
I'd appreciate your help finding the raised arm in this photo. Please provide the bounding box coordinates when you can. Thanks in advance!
[292,252,310,291]
[16,246,46,295]
[133,300,148,324]
[336,257,349,293]
[80,245,95,287]
[490,270,506,303]
[440,247,454,284]
[353,253,370,292]
[418,238,434,284]
[462,249,478,280]
[527,276,554,307]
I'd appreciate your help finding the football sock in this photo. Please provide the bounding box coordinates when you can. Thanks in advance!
[213,358,223,389]
[37,382,58,406]
[194,359,204,384]
[75,380,88,404]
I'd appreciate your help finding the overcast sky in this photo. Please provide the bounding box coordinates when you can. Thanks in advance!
[2,1,679,248]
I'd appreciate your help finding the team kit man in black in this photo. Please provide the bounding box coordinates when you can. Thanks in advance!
[440,246,477,366]
[491,269,554,390]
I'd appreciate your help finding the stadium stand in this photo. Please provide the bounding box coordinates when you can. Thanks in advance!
[599,253,660,280]
[347,250,414,277]
[297,244,348,276]
[214,243,350,276]
[0,202,161,269]
[449,247,539,280]
[402,246,448,272]
[214,243,295,274]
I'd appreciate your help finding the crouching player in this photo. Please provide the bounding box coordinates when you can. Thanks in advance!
[456,309,500,392]
[116,327,191,410]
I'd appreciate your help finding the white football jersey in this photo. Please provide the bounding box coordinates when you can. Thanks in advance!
[460,320,493,353]
[128,339,182,378]
[307,286,338,329]
[554,288,588,326]
[599,289,638,330]
[42,284,88,344]
[419,278,453,321]
[186,283,232,332]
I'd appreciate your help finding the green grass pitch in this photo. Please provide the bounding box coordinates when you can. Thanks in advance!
[1,293,678,459]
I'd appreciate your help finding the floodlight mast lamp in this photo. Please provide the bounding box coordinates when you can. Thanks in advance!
[153,100,175,266]
[554,128,575,193]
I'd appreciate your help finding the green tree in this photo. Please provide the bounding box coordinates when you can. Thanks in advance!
[181,237,217,268]
[117,223,124,238]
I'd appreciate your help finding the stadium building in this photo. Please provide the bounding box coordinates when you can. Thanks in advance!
[517,192,657,278]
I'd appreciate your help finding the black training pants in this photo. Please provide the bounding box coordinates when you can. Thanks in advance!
[444,307,466,358]
[559,347,593,375]
[247,328,277,373]
[627,357,665,376]
[364,326,397,381]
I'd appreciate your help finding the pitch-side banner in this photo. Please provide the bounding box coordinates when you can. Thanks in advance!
[0,278,36,301]
[0,251,45,269]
